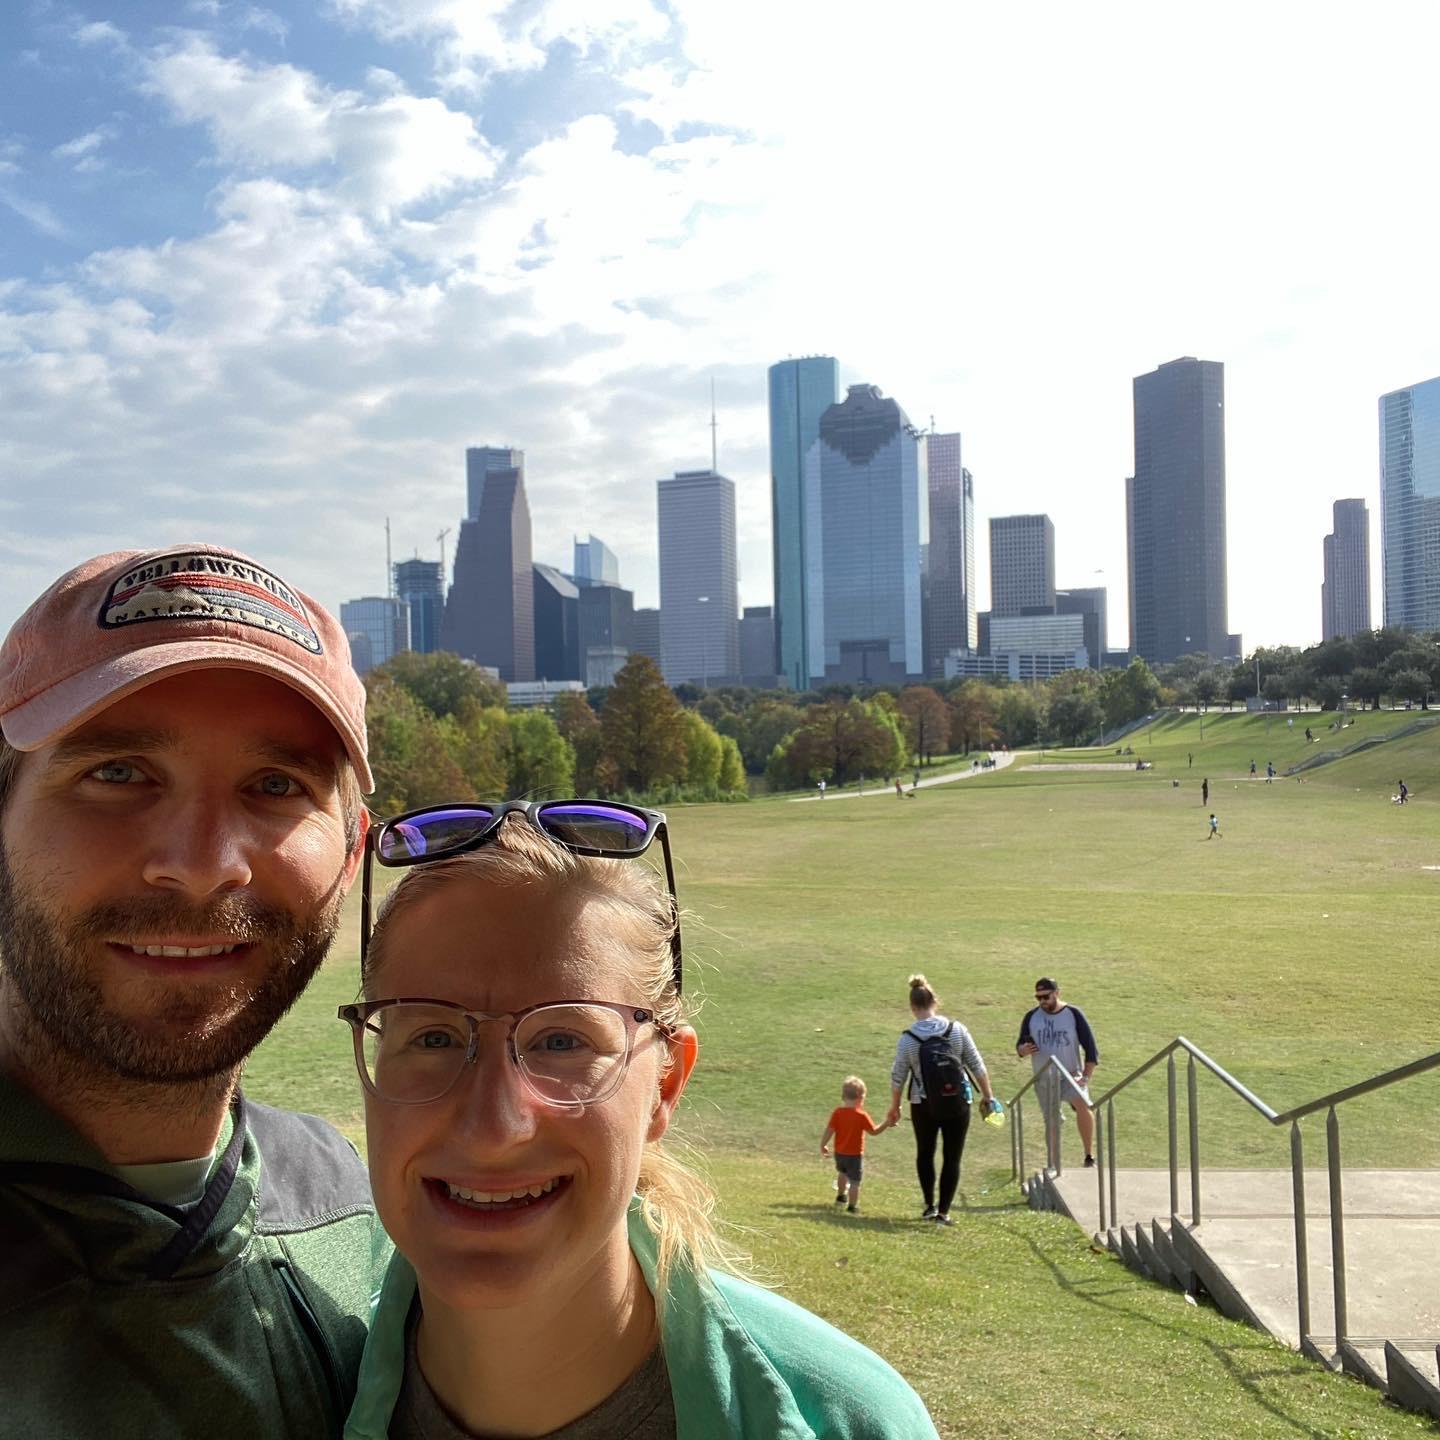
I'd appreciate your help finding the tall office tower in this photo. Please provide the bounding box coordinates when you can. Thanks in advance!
[632,607,662,665]
[989,514,1056,617]
[1128,357,1228,662]
[804,384,924,684]
[533,563,581,681]
[1380,378,1440,630]
[578,582,634,687]
[393,558,444,655]
[923,434,976,673]
[658,470,739,687]
[466,447,524,521]
[740,605,776,683]
[340,596,410,675]
[1057,587,1108,667]
[573,534,620,588]
[1321,500,1372,641]
[442,448,535,680]
[769,356,840,689]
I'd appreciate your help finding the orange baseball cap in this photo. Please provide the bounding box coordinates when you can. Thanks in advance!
[0,544,373,793]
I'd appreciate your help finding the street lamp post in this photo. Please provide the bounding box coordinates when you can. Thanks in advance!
[697,595,710,690]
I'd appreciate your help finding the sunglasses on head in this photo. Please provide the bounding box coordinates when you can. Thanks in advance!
[360,799,682,993]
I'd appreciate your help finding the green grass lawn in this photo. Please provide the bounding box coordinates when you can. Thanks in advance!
[245,731,1440,1438]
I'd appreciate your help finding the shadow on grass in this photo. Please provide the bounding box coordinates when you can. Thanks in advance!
[996,1215,1353,1440]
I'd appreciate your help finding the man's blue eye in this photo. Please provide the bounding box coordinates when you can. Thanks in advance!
[91,762,139,784]
[257,773,301,797]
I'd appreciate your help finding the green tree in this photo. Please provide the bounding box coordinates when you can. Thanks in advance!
[506,709,576,797]
[1047,690,1102,746]
[995,686,1044,747]
[600,655,688,793]
[773,699,904,788]
[898,686,951,763]
[681,710,724,791]
[373,650,507,718]
[364,677,474,814]
[553,691,607,793]
[1100,659,1163,730]
[717,735,747,795]
[450,699,510,796]
[739,699,805,774]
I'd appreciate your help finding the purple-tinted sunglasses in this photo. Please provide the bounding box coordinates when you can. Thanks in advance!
[360,800,682,994]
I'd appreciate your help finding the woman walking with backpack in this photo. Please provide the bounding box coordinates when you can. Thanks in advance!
[885,974,997,1226]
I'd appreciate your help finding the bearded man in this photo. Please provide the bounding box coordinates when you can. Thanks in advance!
[0,545,384,1438]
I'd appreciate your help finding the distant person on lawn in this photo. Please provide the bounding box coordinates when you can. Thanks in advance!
[0,544,382,1436]
[821,1075,892,1214]
[886,974,997,1226]
[1202,777,1209,806]
[1207,812,1221,839]
[1016,977,1099,1169]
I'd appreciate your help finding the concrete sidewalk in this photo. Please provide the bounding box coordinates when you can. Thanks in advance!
[789,750,1017,801]
[1042,1165,1440,1388]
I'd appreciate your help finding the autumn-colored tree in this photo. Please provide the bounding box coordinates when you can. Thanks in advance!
[600,655,688,793]
[372,650,507,718]
[898,686,951,763]
[948,681,998,754]
[774,699,905,788]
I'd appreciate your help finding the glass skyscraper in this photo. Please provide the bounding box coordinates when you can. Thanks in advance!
[769,356,839,689]
[1322,499,1371,641]
[1127,357,1228,663]
[1380,378,1440,631]
[804,385,924,684]
[393,557,443,654]
[658,470,739,686]
[340,595,409,675]
[922,434,976,674]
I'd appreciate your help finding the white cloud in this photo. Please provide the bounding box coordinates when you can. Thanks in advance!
[141,35,496,213]
[52,126,118,170]
[329,0,671,88]
[74,20,129,49]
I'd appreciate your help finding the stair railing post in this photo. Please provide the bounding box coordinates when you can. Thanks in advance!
[1290,1121,1310,1345]
[1050,1070,1063,1176]
[1106,1101,1117,1226]
[1016,1099,1025,1181]
[1326,1106,1348,1348]
[1187,1053,1201,1224]
[1010,1097,1018,1180]
[1094,1098,1106,1231]
[1167,1053,1179,1223]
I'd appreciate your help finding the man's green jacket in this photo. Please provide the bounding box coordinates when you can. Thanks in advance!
[0,1073,387,1439]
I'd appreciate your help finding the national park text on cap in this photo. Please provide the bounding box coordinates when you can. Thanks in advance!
[0,544,373,793]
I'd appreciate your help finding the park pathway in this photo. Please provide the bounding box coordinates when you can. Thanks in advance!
[788,750,1017,801]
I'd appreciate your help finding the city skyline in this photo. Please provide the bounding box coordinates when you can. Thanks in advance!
[4,5,1438,649]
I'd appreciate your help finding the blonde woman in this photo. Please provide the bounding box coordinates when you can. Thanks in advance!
[341,801,937,1439]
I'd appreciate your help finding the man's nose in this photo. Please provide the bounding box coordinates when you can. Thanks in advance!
[140,793,254,897]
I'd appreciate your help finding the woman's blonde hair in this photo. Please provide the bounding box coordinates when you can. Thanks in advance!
[365,816,742,1292]
[908,973,937,1009]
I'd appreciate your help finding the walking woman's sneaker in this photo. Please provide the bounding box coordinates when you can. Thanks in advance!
[846,1205,858,1214]
[1083,1155,1096,1168]
[933,1214,955,1227]
[921,1206,938,1220]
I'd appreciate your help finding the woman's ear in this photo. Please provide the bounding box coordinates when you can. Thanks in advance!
[647,1026,698,1143]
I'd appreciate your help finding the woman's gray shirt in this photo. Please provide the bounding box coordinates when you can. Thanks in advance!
[891,1015,987,1104]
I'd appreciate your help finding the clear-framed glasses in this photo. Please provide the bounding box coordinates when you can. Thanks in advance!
[361,799,682,993]
[337,998,671,1108]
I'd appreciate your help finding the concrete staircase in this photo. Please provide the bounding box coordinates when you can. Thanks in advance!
[1022,1166,1440,1421]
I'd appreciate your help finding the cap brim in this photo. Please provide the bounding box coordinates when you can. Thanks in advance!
[1,640,375,794]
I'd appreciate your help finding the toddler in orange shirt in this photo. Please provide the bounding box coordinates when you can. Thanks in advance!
[820,1076,893,1213]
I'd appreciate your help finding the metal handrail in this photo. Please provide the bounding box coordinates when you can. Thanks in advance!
[1008,1036,1440,1363]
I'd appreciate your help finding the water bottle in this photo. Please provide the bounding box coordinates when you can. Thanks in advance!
[982,1098,1006,1128]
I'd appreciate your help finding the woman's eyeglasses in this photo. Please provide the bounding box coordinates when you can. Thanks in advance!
[338,998,671,1108]
[360,799,682,994]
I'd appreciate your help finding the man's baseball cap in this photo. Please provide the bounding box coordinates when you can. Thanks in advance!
[0,544,373,793]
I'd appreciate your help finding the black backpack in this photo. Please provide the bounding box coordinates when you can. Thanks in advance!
[906,1023,971,1119]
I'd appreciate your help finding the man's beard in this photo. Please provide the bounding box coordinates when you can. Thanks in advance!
[0,842,346,1085]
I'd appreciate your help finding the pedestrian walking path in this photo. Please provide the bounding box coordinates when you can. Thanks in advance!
[789,750,1017,801]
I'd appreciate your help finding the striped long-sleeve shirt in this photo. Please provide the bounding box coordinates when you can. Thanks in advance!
[891,1015,987,1104]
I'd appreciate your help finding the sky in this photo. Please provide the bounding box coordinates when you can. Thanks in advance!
[4,1,1440,653]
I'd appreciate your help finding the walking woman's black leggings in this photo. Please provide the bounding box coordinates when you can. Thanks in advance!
[910,1103,971,1214]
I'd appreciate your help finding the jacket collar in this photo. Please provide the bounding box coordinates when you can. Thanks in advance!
[346,1201,815,1440]
[0,1069,254,1281]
